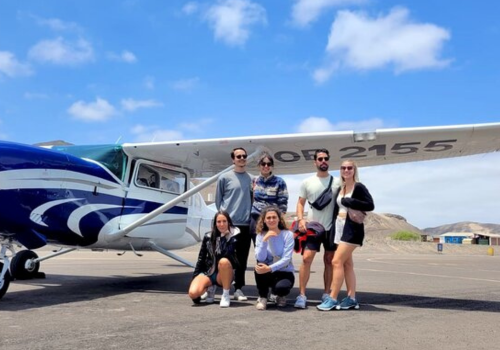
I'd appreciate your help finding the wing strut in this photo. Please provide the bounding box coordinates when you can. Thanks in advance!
[103,148,263,243]
[149,241,195,268]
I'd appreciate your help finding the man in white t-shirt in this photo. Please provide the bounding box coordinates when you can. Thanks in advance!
[294,149,339,309]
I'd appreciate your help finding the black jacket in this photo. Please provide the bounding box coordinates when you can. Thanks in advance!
[193,228,239,278]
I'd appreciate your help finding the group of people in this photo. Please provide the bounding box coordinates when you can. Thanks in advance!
[187,147,374,311]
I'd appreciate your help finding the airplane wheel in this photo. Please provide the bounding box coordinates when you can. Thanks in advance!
[10,250,40,280]
[0,262,11,299]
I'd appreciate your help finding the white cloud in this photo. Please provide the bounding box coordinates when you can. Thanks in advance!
[107,50,137,63]
[131,124,183,142]
[0,51,33,77]
[204,0,267,46]
[28,37,95,66]
[282,153,500,229]
[182,2,199,15]
[291,0,365,27]
[171,77,200,91]
[34,16,82,32]
[121,98,163,112]
[313,7,451,83]
[68,97,117,122]
[179,118,214,132]
[297,116,386,133]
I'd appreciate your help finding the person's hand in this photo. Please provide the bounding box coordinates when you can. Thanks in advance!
[255,263,271,274]
[263,230,278,242]
[298,219,307,232]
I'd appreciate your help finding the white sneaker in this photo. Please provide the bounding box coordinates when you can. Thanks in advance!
[205,285,216,304]
[256,297,267,310]
[220,293,231,308]
[233,289,248,301]
[268,293,277,303]
[200,292,208,300]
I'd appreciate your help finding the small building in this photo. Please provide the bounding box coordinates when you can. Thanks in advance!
[476,232,500,246]
[439,232,474,244]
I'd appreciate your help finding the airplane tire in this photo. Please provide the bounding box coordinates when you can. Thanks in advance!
[0,262,11,299]
[10,250,40,280]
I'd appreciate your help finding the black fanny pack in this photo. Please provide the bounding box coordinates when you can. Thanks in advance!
[309,176,333,210]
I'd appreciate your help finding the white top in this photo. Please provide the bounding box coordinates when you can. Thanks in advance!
[336,190,352,214]
[299,175,340,230]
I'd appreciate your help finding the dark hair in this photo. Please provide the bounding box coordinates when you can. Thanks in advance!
[258,152,274,166]
[256,206,287,234]
[314,148,330,160]
[230,147,247,159]
[210,211,235,247]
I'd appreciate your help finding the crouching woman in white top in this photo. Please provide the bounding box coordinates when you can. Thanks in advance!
[254,206,295,310]
[188,211,239,308]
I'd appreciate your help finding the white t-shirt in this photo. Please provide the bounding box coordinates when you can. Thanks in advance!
[299,175,340,230]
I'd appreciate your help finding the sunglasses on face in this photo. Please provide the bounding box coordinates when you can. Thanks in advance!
[260,162,273,167]
[317,157,329,162]
[341,166,353,171]
[235,154,247,160]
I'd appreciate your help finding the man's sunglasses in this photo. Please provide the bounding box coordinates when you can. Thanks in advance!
[317,157,329,162]
[341,166,353,171]
[235,154,247,160]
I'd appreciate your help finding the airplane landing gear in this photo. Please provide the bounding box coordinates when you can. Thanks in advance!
[10,250,43,280]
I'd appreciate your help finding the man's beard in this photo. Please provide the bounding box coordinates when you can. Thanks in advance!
[317,163,329,171]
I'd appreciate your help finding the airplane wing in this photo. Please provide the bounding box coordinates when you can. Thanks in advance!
[122,122,500,177]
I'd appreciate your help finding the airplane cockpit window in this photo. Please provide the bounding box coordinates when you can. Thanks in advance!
[136,163,186,194]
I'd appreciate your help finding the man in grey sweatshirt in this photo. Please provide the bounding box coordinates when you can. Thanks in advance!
[215,147,253,301]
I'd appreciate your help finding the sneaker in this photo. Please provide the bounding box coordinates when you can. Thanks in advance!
[339,296,359,310]
[256,297,267,310]
[276,296,287,307]
[294,294,307,309]
[200,292,208,300]
[268,293,277,303]
[205,285,216,304]
[321,293,330,303]
[220,293,231,308]
[192,297,201,305]
[316,296,340,311]
[233,289,248,301]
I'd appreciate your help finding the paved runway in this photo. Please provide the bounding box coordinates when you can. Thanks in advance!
[1,246,499,350]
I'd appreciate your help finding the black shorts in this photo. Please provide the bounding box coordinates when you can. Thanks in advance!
[303,229,337,252]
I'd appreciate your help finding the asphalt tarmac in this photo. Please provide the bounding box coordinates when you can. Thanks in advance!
[1,246,499,350]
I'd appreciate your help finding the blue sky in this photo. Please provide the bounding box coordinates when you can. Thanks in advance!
[1,0,499,228]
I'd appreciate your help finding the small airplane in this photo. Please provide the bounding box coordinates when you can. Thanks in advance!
[1,122,499,299]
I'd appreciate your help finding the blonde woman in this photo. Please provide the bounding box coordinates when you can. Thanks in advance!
[317,160,374,311]
[254,206,295,310]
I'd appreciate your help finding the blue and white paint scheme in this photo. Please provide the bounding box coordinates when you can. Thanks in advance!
[1,122,500,299]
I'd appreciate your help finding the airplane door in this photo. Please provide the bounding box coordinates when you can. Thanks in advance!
[120,160,190,243]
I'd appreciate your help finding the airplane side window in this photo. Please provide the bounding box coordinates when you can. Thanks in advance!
[136,163,187,194]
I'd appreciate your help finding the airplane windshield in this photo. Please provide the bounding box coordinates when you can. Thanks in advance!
[53,145,128,181]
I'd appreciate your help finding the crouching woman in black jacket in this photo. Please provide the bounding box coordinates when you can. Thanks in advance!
[188,211,239,308]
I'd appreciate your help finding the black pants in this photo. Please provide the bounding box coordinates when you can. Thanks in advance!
[234,225,251,290]
[249,213,260,247]
[254,270,295,298]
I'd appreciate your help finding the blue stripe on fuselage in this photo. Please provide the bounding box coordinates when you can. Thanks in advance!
[0,187,188,249]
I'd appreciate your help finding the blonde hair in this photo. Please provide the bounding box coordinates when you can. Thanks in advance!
[339,159,359,187]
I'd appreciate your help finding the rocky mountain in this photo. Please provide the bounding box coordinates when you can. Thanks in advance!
[423,222,500,235]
